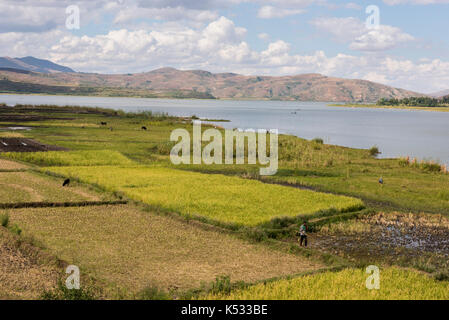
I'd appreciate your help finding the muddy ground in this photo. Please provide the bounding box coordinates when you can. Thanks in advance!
[291,212,449,273]
[0,138,67,152]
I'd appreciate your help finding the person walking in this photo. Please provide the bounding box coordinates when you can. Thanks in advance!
[299,221,308,247]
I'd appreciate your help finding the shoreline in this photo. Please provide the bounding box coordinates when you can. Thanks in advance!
[329,103,449,112]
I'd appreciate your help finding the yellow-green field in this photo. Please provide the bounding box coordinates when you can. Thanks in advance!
[204,267,449,300]
[3,150,134,167]
[44,166,364,226]
[6,205,324,297]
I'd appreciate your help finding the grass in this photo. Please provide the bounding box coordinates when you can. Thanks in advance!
[3,150,134,167]
[0,171,111,203]
[44,166,364,227]
[6,205,324,298]
[204,267,449,300]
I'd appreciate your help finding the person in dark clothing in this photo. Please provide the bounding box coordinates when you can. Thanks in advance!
[299,221,308,247]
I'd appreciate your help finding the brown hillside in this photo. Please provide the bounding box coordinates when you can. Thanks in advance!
[0,67,422,102]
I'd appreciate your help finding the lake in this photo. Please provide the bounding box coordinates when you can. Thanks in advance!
[1,94,449,165]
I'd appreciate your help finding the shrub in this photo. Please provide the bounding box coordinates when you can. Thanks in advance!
[137,285,170,300]
[0,213,9,227]
[210,275,233,295]
[9,223,22,235]
[312,138,324,144]
[369,146,380,156]
[41,281,97,300]
[420,161,441,172]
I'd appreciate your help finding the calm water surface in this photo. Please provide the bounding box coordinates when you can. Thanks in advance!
[1,94,449,165]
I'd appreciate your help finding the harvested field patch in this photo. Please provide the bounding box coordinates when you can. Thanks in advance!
[0,171,111,203]
[0,158,28,170]
[0,227,60,300]
[7,205,324,297]
[45,166,364,227]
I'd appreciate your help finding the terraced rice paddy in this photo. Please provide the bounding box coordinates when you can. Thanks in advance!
[45,166,364,226]
[204,267,449,300]
[6,205,324,297]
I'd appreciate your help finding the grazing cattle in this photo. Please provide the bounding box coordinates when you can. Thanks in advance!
[141,126,147,131]
[62,178,70,187]
[101,122,107,126]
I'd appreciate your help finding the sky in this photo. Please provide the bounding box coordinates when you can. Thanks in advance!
[1,0,448,93]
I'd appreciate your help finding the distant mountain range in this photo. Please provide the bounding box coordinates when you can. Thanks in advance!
[0,56,75,73]
[429,89,449,98]
[0,56,425,102]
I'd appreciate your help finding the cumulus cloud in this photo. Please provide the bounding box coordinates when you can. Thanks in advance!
[311,17,414,51]
[0,5,448,93]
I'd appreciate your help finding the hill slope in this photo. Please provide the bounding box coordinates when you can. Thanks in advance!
[0,56,74,73]
[0,62,422,102]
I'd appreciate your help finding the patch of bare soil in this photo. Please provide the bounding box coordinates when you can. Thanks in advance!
[0,228,61,300]
[0,138,67,152]
[0,114,73,122]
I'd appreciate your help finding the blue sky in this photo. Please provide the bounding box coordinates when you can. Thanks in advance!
[0,0,448,93]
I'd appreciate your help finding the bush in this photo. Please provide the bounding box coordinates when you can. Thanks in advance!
[210,275,233,295]
[0,213,9,227]
[9,223,22,235]
[41,281,97,300]
[420,161,441,172]
[137,285,170,300]
[369,146,380,156]
[312,138,324,144]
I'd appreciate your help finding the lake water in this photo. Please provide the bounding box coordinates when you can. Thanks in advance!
[1,94,449,165]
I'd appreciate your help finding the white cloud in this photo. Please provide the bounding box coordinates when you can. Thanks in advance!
[0,11,448,93]
[350,25,414,51]
[383,0,449,4]
[258,33,270,40]
[114,6,218,23]
[257,6,304,18]
[311,17,414,51]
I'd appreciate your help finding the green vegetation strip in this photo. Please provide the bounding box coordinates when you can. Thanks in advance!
[3,150,135,166]
[203,267,449,300]
[44,166,364,227]
[0,200,127,209]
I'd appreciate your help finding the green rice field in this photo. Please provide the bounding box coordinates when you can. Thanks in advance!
[3,150,134,167]
[45,166,364,226]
